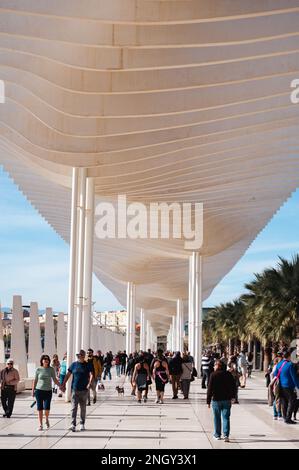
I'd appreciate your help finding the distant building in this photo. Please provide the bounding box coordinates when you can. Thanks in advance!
[93,310,127,334]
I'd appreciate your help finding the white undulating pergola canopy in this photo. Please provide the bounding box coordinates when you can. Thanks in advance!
[1,1,299,335]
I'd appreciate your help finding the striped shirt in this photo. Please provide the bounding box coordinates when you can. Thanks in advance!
[201,356,211,371]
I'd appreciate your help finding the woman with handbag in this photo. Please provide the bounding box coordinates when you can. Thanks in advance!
[152,357,170,404]
[132,357,150,403]
[180,354,193,399]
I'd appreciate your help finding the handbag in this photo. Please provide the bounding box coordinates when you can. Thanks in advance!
[270,361,288,399]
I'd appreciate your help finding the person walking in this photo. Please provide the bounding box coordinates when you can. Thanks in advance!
[32,354,62,431]
[86,348,101,405]
[115,351,122,378]
[246,352,254,378]
[180,354,193,399]
[169,351,183,399]
[152,355,169,404]
[61,349,94,432]
[103,352,113,380]
[51,354,60,394]
[120,351,128,375]
[0,358,20,418]
[201,351,212,389]
[58,353,67,397]
[207,360,236,442]
[238,351,248,388]
[273,350,299,424]
[227,360,240,404]
[269,354,283,420]
[132,356,150,403]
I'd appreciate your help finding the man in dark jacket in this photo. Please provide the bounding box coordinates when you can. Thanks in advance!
[169,352,183,399]
[207,360,236,442]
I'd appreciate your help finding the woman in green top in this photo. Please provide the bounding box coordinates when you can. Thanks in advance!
[32,354,62,431]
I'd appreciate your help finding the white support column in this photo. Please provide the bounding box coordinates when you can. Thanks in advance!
[75,168,87,352]
[145,319,151,351]
[57,312,67,360]
[126,282,132,354]
[188,254,194,356]
[194,252,203,374]
[130,283,136,353]
[11,295,27,378]
[0,307,5,364]
[66,168,79,372]
[140,308,146,351]
[172,315,176,352]
[176,298,184,353]
[44,307,56,358]
[28,302,42,374]
[82,177,95,350]
[169,324,172,351]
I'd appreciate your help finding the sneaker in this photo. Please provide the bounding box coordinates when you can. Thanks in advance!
[45,419,50,429]
[224,436,230,442]
[69,425,76,432]
[155,399,159,403]
[159,400,164,404]
[93,398,97,404]
[278,417,284,421]
[213,436,221,440]
[273,416,278,420]
[143,397,147,403]
[80,424,85,431]
[285,419,297,424]
[38,425,43,431]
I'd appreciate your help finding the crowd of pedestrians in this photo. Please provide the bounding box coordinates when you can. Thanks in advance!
[0,345,298,441]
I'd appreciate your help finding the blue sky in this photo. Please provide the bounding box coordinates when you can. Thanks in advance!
[0,166,299,312]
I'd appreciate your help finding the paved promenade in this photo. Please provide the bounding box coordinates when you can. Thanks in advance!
[0,372,298,449]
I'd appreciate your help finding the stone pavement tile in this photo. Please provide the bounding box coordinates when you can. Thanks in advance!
[0,437,34,449]
[52,435,110,449]
[22,436,65,449]
[113,430,160,438]
[105,438,160,449]
[159,438,211,449]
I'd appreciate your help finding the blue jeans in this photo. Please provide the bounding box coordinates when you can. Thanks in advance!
[103,366,112,380]
[273,401,282,418]
[116,364,121,377]
[212,400,231,438]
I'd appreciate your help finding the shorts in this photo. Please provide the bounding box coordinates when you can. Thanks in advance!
[35,389,53,411]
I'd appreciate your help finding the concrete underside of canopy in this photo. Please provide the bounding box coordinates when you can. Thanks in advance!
[1,1,299,334]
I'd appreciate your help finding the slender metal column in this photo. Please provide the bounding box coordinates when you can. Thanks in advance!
[140,309,146,351]
[146,319,151,351]
[176,298,184,353]
[75,168,87,352]
[130,283,136,352]
[172,315,176,352]
[126,281,132,354]
[66,168,79,401]
[82,177,95,350]
[188,254,194,356]
[194,252,203,373]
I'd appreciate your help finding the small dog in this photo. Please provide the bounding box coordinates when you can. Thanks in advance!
[116,386,124,396]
